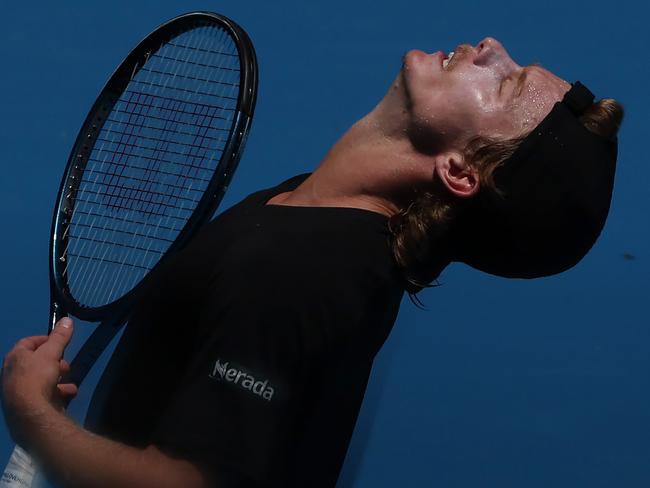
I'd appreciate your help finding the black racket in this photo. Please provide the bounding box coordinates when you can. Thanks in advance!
[1,11,257,487]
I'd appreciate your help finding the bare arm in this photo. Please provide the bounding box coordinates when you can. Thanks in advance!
[1,319,208,488]
[26,405,207,488]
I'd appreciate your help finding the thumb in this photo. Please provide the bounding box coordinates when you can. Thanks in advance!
[40,317,74,359]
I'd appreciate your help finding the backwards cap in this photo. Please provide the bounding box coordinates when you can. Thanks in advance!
[449,82,618,278]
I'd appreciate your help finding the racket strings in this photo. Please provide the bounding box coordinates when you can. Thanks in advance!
[118,88,236,120]
[73,187,196,217]
[94,127,223,155]
[80,33,233,305]
[106,109,231,142]
[72,209,182,233]
[85,149,215,180]
[70,221,175,243]
[82,168,207,194]
[136,67,240,92]
[68,233,168,255]
[101,26,238,302]
[76,26,233,294]
[151,50,239,71]
[166,39,240,57]
[64,24,240,308]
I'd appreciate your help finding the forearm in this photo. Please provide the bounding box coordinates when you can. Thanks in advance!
[27,406,205,488]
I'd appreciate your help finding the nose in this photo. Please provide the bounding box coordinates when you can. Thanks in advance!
[477,37,502,54]
[475,37,519,70]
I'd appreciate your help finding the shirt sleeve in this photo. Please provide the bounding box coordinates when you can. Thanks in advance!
[148,296,315,487]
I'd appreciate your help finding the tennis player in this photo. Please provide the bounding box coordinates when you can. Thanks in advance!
[2,37,623,487]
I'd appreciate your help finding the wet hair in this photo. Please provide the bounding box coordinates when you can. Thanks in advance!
[388,98,624,303]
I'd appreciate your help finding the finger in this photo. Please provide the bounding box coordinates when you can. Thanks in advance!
[57,383,78,397]
[59,359,71,375]
[15,336,49,351]
[39,318,74,359]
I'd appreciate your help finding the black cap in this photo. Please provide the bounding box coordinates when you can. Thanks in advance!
[449,81,618,278]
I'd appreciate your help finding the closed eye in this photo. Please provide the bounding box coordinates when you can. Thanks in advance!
[503,62,543,99]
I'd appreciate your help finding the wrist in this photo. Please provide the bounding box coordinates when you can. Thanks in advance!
[14,402,61,452]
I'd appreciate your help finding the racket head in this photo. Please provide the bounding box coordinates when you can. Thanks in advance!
[49,11,258,325]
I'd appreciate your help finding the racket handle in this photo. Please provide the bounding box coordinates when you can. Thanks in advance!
[1,445,36,487]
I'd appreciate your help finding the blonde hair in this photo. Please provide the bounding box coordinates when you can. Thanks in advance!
[388,98,625,297]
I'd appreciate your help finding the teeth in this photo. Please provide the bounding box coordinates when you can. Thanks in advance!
[442,51,455,69]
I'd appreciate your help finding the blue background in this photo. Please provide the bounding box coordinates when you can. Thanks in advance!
[0,1,647,486]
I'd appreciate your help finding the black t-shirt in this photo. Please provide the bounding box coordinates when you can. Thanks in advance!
[84,173,405,487]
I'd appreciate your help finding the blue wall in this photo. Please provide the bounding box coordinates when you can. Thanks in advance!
[1,1,647,486]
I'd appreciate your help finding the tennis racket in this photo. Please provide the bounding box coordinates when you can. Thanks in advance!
[1,11,257,487]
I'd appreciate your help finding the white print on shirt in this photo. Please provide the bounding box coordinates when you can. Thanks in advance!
[209,358,275,401]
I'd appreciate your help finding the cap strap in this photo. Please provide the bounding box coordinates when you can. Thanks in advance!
[563,81,595,116]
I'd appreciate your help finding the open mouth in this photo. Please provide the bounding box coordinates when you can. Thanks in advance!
[442,51,455,69]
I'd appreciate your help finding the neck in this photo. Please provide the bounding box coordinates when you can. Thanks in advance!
[272,73,432,217]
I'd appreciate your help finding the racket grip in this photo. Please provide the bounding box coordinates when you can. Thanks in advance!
[1,445,36,487]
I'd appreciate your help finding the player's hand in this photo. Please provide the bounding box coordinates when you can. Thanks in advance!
[1,317,78,446]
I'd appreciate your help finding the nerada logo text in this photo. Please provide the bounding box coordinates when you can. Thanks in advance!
[209,359,275,401]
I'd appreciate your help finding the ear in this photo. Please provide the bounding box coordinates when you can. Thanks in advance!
[433,151,480,198]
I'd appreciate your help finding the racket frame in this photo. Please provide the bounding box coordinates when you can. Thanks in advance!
[48,11,258,330]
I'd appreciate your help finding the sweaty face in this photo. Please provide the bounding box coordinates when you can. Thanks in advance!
[401,37,571,152]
